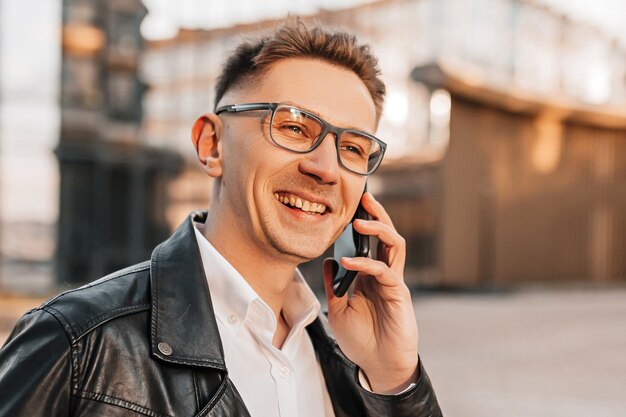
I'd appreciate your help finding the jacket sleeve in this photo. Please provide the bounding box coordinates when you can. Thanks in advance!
[354,358,443,417]
[0,308,72,417]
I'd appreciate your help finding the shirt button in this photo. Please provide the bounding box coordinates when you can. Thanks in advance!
[228,314,239,324]
[278,366,290,378]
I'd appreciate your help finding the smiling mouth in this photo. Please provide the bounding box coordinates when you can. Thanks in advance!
[274,192,328,214]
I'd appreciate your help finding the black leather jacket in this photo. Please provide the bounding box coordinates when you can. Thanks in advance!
[0,213,442,416]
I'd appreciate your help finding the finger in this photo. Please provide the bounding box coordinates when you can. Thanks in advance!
[352,218,406,272]
[353,218,405,252]
[361,192,396,230]
[322,258,348,311]
[340,256,400,288]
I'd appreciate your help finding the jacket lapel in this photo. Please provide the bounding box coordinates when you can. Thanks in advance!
[307,316,365,417]
[149,211,226,370]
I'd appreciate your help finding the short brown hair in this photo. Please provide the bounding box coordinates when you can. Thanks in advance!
[214,18,386,122]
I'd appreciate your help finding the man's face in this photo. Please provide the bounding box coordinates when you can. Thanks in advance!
[215,58,377,262]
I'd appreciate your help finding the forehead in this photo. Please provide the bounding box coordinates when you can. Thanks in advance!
[228,58,378,133]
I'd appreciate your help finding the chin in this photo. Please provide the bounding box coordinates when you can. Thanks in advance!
[265,231,330,262]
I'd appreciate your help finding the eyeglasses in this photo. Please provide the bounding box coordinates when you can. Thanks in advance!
[215,102,387,176]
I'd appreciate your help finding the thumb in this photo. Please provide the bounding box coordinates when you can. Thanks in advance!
[322,258,346,312]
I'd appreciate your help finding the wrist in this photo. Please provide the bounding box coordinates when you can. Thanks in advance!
[361,361,420,395]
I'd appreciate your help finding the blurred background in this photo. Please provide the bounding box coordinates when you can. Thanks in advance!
[1,0,625,415]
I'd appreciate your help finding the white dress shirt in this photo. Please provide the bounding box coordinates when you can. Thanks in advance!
[193,222,336,417]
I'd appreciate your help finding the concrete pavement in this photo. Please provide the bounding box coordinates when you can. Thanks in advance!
[415,287,626,417]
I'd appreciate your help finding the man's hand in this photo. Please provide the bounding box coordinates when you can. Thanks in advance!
[323,192,419,394]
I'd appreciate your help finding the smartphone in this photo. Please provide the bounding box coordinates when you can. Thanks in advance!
[332,195,370,297]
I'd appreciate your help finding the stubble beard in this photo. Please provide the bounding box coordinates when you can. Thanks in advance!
[259,209,333,263]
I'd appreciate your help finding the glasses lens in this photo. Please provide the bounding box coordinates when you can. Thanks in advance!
[271,106,324,151]
[338,131,383,175]
[270,105,384,175]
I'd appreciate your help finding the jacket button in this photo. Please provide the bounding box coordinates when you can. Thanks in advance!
[158,342,173,356]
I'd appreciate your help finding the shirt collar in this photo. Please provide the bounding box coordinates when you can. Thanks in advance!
[192,217,321,338]
[283,269,321,333]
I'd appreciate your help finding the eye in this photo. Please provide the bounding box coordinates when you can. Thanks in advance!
[285,124,304,135]
[339,144,365,157]
[277,122,311,138]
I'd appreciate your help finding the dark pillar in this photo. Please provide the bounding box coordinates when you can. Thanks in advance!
[57,0,182,284]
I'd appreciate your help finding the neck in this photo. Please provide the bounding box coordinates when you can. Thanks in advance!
[202,207,300,320]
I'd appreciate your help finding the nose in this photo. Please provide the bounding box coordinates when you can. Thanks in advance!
[297,133,340,184]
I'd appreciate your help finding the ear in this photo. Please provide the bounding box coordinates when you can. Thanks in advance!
[191,113,223,178]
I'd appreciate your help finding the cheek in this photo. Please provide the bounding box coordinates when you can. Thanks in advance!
[221,143,276,200]
[345,178,367,205]
[225,124,274,167]
[221,130,255,172]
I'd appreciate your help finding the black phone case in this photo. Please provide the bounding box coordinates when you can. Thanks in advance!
[332,202,370,297]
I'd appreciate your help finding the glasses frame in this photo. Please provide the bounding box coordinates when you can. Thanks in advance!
[215,102,387,176]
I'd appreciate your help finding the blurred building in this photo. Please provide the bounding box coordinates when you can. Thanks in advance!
[56,0,182,284]
[142,0,626,289]
[2,0,625,293]
[413,63,626,286]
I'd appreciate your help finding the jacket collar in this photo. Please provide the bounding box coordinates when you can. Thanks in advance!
[149,211,226,370]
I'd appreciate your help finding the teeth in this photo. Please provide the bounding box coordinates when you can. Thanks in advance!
[274,193,327,214]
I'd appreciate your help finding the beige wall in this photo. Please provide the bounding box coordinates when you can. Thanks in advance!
[440,97,626,286]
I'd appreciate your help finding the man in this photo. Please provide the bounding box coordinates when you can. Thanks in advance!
[0,19,441,416]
